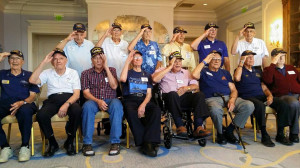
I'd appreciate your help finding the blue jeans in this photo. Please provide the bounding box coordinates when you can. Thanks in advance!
[82,99,123,144]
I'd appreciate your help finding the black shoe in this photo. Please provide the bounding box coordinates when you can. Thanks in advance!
[225,131,239,144]
[141,142,157,157]
[64,142,76,156]
[275,134,293,146]
[44,144,59,157]
[289,134,299,143]
[216,134,227,145]
[261,134,275,147]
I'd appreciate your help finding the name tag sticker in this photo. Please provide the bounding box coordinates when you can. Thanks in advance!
[186,53,191,59]
[204,45,210,49]
[206,72,213,76]
[177,80,184,84]
[149,50,155,55]
[288,71,296,75]
[141,77,148,82]
[105,77,108,82]
[2,80,9,84]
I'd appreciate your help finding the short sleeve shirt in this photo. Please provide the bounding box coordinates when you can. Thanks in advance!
[134,39,162,74]
[162,42,196,71]
[199,67,232,98]
[64,39,94,77]
[197,38,228,66]
[154,67,198,93]
[39,67,81,97]
[81,67,117,99]
[0,69,40,100]
[121,69,153,96]
[102,37,129,79]
[235,67,264,99]
[236,38,269,66]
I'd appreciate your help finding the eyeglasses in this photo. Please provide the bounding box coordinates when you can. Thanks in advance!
[211,58,222,61]
[134,56,142,60]
[245,30,255,34]
[9,57,22,61]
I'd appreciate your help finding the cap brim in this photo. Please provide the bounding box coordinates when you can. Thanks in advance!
[112,26,122,30]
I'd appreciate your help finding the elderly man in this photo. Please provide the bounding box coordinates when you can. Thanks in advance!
[263,48,299,144]
[96,23,128,79]
[234,50,291,146]
[128,24,162,74]
[191,23,230,72]
[192,50,254,145]
[231,22,269,69]
[161,27,196,72]
[152,51,210,137]
[81,47,123,156]
[29,49,82,157]
[0,51,39,162]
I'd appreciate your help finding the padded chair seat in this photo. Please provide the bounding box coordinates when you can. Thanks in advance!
[51,115,69,122]
[1,115,36,124]
[95,111,110,119]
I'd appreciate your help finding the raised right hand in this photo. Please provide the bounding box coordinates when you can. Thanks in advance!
[42,51,54,64]
[66,31,77,41]
[203,53,214,64]
[238,27,247,37]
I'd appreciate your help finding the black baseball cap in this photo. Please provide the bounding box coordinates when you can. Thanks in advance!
[9,50,24,59]
[52,48,67,58]
[112,22,122,30]
[204,22,219,30]
[90,47,104,57]
[271,48,287,56]
[169,51,184,60]
[73,23,86,32]
[173,27,187,34]
[244,22,255,29]
[209,50,222,57]
[141,24,152,30]
[241,50,256,56]
[134,50,143,56]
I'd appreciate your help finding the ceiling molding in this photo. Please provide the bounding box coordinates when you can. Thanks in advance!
[85,0,181,7]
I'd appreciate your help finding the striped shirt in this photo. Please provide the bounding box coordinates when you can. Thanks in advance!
[81,67,117,99]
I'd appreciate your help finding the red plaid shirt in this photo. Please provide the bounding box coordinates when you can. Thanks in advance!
[81,67,117,99]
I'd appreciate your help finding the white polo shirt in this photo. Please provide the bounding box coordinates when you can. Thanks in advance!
[236,38,269,66]
[64,39,94,77]
[102,37,128,79]
[38,67,81,97]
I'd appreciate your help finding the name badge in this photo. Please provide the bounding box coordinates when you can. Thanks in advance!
[141,77,148,82]
[177,80,184,84]
[204,45,210,49]
[68,46,75,51]
[149,50,155,55]
[2,80,9,84]
[186,53,191,59]
[288,71,296,75]
[206,72,213,76]
[105,77,108,82]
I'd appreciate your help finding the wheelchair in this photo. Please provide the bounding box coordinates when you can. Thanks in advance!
[152,85,207,149]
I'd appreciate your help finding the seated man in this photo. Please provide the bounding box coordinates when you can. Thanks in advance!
[0,51,39,162]
[263,48,300,144]
[192,50,254,145]
[152,51,210,137]
[29,49,82,157]
[234,50,290,146]
[81,47,123,156]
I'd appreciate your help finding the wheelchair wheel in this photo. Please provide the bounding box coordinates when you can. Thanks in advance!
[198,138,206,147]
[164,133,172,149]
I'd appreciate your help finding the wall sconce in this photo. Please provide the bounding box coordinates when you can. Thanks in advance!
[270,19,282,48]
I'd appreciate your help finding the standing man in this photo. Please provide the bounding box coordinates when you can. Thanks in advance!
[81,47,123,156]
[162,27,196,72]
[29,49,82,157]
[128,24,162,74]
[191,23,230,72]
[192,50,254,145]
[96,22,129,79]
[231,22,269,69]
[0,51,39,162]
[152,51,210,137]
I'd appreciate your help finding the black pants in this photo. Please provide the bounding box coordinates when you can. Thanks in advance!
[162,91,210,128]
[36,93,82,139]
[245,95,289,129]
[0,97,37,147]
[123,96,161,146]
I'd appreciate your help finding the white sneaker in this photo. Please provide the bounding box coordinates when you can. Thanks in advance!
[0,147,13,163]
[18,146,31,162]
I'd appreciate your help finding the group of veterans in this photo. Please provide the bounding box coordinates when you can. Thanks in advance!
[0,21,299,163]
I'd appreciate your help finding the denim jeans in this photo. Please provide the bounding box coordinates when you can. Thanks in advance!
[82,99,123,144]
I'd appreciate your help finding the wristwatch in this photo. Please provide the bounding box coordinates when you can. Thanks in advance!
[23,100,27,104]
[67,102,72,106]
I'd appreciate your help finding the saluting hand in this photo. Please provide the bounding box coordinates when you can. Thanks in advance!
[101,54,109,69]
[238,27,247,37]
[66,31,77,41]
[139,28,147,36]
[0,52,10,62]
[168,57,176,69]
[204,27,213,37]
[126,50,136,63]
[42,51,54,64]
[203,53,214,64]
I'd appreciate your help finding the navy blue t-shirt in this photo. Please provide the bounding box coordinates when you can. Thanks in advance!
[122,69,153,96]
[200,67,232,98]
[235,67,264,99]
[0,69,40,100]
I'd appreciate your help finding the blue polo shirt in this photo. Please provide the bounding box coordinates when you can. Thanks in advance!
[235,67,264,99]
[134,39,162,74]
[197,38,228,66]
[200,67,232,98]
[0,69,40,100]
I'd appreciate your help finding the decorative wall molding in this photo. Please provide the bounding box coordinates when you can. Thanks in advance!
[174,9,217,22]
[85,0,180,7]
[0,0,8,11]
